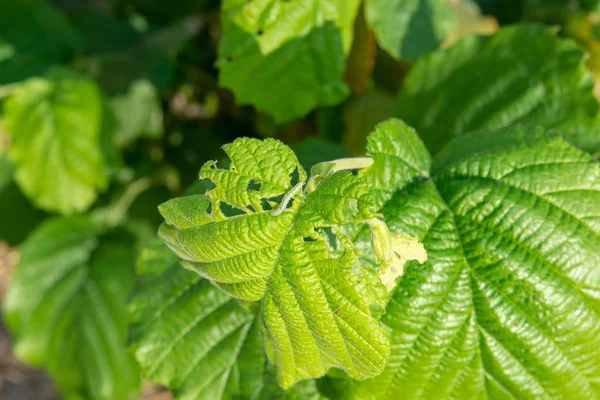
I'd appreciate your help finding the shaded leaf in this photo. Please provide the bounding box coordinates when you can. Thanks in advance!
[343,87,396,155]
[0,0,82,84]
[397,24,600,154]
[291,138,352,172]
[3,217,140,400]
[129,239,265,400]
[82,16,202,93]
[0,156,46,245]
[366,0,456,61]
[344,4,377,96]
[218,0,361,123]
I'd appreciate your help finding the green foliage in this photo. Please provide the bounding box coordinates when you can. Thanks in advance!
[366,0,456,61]
[3,68,111,214]
[397,24,600,154]
[111,80,163,148]
[157,138,392,388]
[130,239,265,400]
[3,1,600,399]
[218,0,361,123]
[0,156,46,245]
[349,119,600,399]
[3,217,140,400]
[0,0,81,84]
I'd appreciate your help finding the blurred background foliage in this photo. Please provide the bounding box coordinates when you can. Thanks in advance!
[1,0,600,399]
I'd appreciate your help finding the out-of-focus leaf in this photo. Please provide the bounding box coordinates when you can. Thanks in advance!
[345,5,376,96]
[111,80,164,148]
[0,156,46,246]
[112,0,213,24]
[218,0,361,123]
[291,137,352,171]
[71,12,141,54]
[82,16,203,93]
[444,0,498,45]
[525,0,600,14]
[129,239,266,400]
[397,24,600,154]
[366,0,456,61]
[0,154,12,189]
[343,88,396,155]
[350,119,600,399]
[3,68,111,215]
[124,185,174,250]
[561,12,600,105]
[0,0,82,84]
[3,217,140,400]
[473,0,522,24]
[255,370,330,400]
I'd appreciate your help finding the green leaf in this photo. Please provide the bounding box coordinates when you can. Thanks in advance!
[111,79,164,148]
[524,0,600,14]
[256,370,331,400]
[129,239,265,400]
[0,0,82,84]
[350,119,600,399]
[396,24,600,155]
[3,217,140,400]
[158,137,391,388]
[366,0,456,61]
[3,68,111,214]
[0,156,46,245]
[218,0,361,123]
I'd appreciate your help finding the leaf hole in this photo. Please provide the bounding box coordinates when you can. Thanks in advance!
[219,202,246,217]
[257,29,264,36]
[262,198,276,211]
[247,180,261,191]
[289,169,301,186]
[319,228,338,250]
[302,237,316,243]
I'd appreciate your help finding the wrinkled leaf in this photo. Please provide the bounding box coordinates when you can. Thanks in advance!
[129,239,265,400]
[256,370,331,400]
[350,119,600,399]
[397,24,600,154]
[158,137,391,388]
